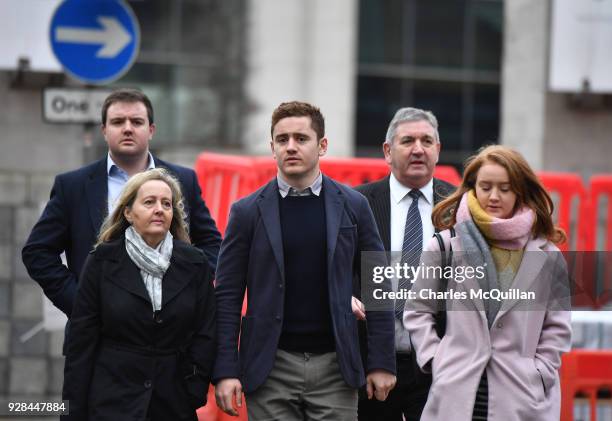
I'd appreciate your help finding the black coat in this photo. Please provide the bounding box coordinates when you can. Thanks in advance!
[62,237,216,421]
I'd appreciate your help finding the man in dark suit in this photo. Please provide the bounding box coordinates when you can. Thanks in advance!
[353,107,455,421]
[213,101,396,420]
[22,88,221,318]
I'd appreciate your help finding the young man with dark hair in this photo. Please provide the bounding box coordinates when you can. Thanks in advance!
[214,101,396,420]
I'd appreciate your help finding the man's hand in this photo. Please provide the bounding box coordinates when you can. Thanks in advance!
[366,369,396,401]
[352,296,366,320]
[215,378,243,416]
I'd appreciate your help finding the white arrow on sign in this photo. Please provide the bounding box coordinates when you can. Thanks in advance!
[55,16,131,59]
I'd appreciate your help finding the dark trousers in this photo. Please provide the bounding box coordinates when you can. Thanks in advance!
[358,354,430,421]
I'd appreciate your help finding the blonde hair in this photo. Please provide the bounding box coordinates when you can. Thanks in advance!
[96,168,190,246]
[432,145,566,244]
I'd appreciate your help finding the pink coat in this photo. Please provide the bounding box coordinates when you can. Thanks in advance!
[404,230,572,421]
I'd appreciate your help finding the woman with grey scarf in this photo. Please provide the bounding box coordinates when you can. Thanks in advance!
[62,168,216,421]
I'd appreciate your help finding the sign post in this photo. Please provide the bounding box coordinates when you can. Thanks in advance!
[49,0,140,85]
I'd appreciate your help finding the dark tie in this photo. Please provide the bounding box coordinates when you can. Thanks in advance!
[395,189,423,319]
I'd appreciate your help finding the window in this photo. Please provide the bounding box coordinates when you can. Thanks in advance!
[356,0,503,166]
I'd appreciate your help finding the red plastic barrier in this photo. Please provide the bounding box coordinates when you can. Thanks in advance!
[538,172,591,252]
[588,175,612,251]
[195,153,261,234]
[197,385,248,421]
[560,350,612,421]
[198,153,461,233]
[250,156,460,187]
[196,387,218,420]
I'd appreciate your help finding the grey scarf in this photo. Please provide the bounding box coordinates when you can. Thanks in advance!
[125,226,173,312]
[455,220,501,328]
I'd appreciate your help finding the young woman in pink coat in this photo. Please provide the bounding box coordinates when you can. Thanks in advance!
[404,145,571,421]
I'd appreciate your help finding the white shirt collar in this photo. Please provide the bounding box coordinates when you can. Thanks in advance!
[277,172,323,198]
[389,173,433,205]
[107,151,155,175]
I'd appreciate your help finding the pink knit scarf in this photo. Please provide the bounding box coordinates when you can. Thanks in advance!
[456,191,535,250]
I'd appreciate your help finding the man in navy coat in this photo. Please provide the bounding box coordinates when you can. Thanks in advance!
[213,101,396,420]
[22,88,221,318]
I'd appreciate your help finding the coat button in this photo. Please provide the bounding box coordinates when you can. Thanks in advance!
[496,322,503,329]
[144,380,152,389]
[153,311,163,324]
[275,315,281,321]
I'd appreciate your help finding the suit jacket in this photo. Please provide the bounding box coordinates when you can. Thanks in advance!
[22,156,222,317]
[212,175,396,393]
[405,230,571,421]
[62,237,216,421]
[354,176,455,388]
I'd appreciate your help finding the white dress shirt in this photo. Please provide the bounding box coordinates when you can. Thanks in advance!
[107,152,155,214]
[389,173,434,254]
[389,174,434,353]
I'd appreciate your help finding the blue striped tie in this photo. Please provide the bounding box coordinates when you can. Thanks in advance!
[395,189,423,319]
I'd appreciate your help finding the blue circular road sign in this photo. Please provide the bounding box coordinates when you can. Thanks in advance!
[50,0,140,85]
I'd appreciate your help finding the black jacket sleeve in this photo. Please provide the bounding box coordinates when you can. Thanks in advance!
[185,169,222,276]
[22,175,78,316]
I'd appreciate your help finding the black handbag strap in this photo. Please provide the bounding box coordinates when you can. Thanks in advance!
[433,227,455,305]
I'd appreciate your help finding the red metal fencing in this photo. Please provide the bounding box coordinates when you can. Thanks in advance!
[560,350,612,421]
[196,153,461,234]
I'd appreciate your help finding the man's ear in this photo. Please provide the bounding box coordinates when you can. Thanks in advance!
[101,124,108,143]
[383,141,392,165]
[318,137,328,156]
[270,140,276,158]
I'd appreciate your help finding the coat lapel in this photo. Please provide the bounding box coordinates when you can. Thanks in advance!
[106,241,151,304]
[493,237,548,322]
[323,176,346,269]
[366,178,391,251]
[256,180,285,283]
[162,242,203,307]
[86,158,109,234]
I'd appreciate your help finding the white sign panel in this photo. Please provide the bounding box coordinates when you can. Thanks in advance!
[550,0,612,93]
[43,88,113,123]
[0,0,62,71]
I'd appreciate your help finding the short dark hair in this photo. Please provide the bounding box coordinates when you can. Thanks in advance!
[271,101,325,140]
[101,88,154,125]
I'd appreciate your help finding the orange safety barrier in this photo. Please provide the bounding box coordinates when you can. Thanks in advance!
[560,350,612,421]
[195,153,260,234]
[538,172,591,252]
[197,152,461,234]
[197,385,248,421]
[588,175,612,251]
[251,156,461,187]
[586,175,612,309]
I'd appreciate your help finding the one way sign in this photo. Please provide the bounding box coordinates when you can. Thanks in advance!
[50,0,140,85]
